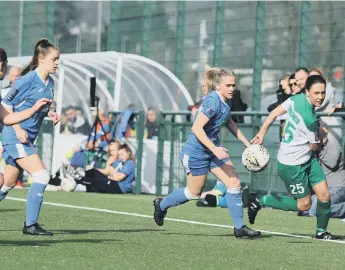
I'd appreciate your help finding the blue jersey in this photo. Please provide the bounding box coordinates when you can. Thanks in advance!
[1,70,54,145]
[184,90,232,156]
[111,159,135,193]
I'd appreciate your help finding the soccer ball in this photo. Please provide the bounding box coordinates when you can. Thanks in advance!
[242,144,270,173]
[60,177,77,192]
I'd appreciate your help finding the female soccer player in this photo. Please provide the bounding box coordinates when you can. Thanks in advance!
[248,75,336,240]
[153,68,261,238]
[0,38,60,236]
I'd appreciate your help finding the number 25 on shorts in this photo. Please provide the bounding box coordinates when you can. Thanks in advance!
[289,184,305,195]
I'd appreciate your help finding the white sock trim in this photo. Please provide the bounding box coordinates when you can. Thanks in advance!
[32,169,50,185]
[0,185,13,193]
[184,187,200,200]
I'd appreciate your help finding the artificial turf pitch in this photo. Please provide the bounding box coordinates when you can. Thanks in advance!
[0,189,344,270]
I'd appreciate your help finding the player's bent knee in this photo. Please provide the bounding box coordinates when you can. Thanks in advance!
[232,178,241,188]
[297,200,311,211]
[317,191,330,203]
[32,169,50,185]
[184,187,200,200]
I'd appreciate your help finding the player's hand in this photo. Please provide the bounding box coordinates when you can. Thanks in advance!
[15,128,29,144]
[48,111,61,125]
[33,98,52,112]
[251,133,264,145]
[328,102,343,116]
[212,146,229,160]
[327,107,336,116]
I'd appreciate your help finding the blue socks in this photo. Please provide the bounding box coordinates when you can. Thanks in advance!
[226,187,244,229]
[160,188,189,211]
[26,183,46,226]
[0,185,13,201]
[159,186,245,230]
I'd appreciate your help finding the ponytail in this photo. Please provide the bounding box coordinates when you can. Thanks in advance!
[202,68,220,94]
[21,38,58,76]
[202,67,236,93]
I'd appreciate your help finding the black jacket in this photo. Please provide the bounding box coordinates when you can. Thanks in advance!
[267,88,291,112]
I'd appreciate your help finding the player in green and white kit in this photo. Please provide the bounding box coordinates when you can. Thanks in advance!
[248,75,336,240]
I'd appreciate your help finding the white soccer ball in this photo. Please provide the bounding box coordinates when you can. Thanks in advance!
[60,177,77,192]
[242,144,270,173]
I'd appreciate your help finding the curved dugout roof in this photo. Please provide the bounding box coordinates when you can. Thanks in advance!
[8,51,194,124]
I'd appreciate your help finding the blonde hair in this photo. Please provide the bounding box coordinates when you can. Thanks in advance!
[309,67,327,81]
[202,67,236,94]
[280,73,290,83]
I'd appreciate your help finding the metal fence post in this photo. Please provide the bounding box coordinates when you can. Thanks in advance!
[135,111,145,194]
[251,2,266,191]
[298,1,310,68]
[141,1,152,58]
[168,115,176,193]
[0,2,5,46]
[252,1,266,132]
[175,0,186,81]
[45,1,55,42]
[22,1,33,56]
[155,112,166,195]
[213,0,225,66]
[107,0,117,51]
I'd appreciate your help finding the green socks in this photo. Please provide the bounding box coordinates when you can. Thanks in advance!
[316,200,331,233]
[259,196,331,234]
[259,195,298,211]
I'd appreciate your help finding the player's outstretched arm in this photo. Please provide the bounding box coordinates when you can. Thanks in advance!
[251,105,287,144]
[226,119,250,147]
[0,98,51,125]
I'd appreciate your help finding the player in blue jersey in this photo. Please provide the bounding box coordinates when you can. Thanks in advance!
[0,47,53,187]
[0,38,60,236]
[153,68,261,238]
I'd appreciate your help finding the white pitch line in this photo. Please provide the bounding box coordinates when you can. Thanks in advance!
[6,196,345,244]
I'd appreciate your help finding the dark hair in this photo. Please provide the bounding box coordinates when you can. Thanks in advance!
[65,105,76,111]
[21,38,58,76]
[147,106,158,112]
[118,143,135,162]
[289,73,295,80]
[0,48,7,62]
[127,103,136,109]
[295,67,309,74]
[305,75,326,91]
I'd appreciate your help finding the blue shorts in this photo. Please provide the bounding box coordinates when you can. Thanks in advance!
[180,146,230,176]
[212,180,227,196]
[2,142,36,168]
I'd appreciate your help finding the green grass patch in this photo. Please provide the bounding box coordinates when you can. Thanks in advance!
[0,190,344,270]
